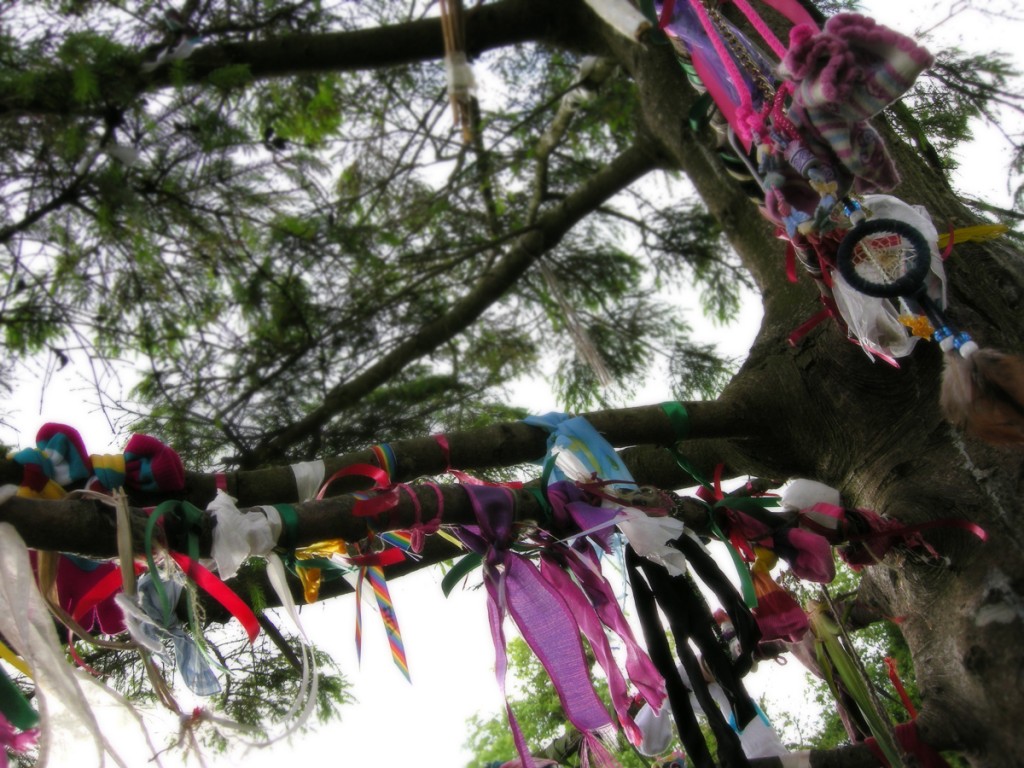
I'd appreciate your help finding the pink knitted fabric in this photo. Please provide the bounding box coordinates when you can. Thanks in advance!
[783,13,933,120]
[780,14,933,193]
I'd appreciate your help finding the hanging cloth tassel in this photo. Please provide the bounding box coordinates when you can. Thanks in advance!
[940,339,1024,446]
[671,533,759,676]
[0,522,131,768]
[461,484,622,768]
[750,547,809,642]
[625,545,751,768]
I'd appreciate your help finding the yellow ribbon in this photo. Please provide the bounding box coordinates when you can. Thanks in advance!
[293,539,350,603]
[0,640,31,678]
[937,223,1007,249]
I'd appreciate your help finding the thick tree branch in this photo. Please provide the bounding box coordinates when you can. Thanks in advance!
[0,455,748,559]
[0,399,766,510]
[0,0,555,119]
[244,141,664,466]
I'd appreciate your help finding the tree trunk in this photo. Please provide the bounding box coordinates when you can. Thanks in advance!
[565,4,1024,765]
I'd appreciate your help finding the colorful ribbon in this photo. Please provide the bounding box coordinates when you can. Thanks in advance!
[459,484,633,767]
[355,557,410,682]
[144,500,259,643]
[750,547,809,642]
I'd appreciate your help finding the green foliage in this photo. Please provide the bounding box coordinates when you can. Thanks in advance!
[207,625,352,747]
[207,64,253,93]
[899,49,1020,172]
[669,340,737,401]
[0,0,752,466]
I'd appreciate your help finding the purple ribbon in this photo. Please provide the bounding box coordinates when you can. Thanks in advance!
[458,486,612,765]
[459,484,667,766]
[542,482,667,727]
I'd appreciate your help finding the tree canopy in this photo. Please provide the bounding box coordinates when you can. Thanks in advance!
[0,1,1023,767]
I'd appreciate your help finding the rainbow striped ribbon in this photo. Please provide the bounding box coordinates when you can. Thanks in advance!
[371,444,397,479]
[378,530,417,556]
[355,564,410,682]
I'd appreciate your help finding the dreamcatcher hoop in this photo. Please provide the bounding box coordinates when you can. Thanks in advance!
[835,217,932,299]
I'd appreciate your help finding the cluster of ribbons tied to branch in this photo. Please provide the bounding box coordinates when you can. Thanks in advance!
[0,404,987,768]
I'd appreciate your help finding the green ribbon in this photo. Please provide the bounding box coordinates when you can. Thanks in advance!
[636,0,671,44]
[703,502,758,609]
[144,500,211,654]
[660,402,759,607]
[689,91,715,132]
[526,487,553,525]
[661,400,690,439]
[660,401,713,488]
[0,666,37,731]
[144,502,177,626]
[715,495,780,516]
[441,553,483,598]
[274,503,299,551]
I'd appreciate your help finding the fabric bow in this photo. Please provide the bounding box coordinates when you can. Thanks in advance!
[91,433,186,493]
[525,412,688,576]
[116,574,221,696]
[458,484,627,768]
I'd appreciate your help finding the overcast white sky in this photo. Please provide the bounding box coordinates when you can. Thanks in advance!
[3,2,1022,767]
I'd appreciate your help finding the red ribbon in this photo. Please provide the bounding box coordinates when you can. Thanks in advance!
[885,657,917,719]
[941,223,955,261]
[785,240,799,283]
[404,483,444,553]
[344,548,406,569]
[433,434,522,488]
[865,722,952,768]
[788,295,841,347]
[71,562,146,627]
[318,463,399,517]
[169,553,260,643]
[658,0,676,28]
[845,517,987,546]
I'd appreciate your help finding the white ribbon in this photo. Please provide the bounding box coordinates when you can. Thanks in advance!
[204,493,319,747]
[581,0,653,40]
[0,523,130,767]
[209,490,282,579]
[290,459,326,502]
[781,479,841,512]
[636,663,789,759]
[444,51,476,97]
[552,439,689,576]
[780,752,813,768]
[141,37,200,73]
